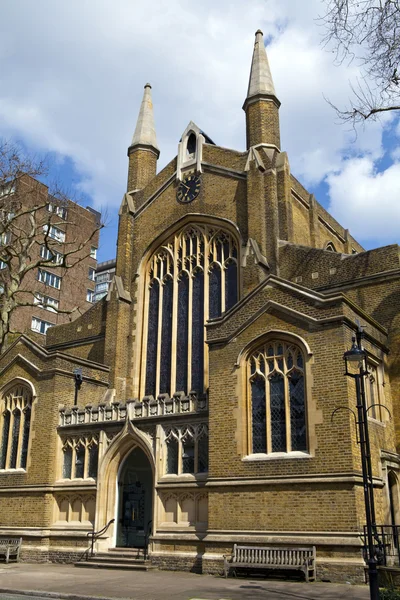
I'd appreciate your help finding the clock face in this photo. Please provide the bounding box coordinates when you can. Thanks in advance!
[176,175,201,204]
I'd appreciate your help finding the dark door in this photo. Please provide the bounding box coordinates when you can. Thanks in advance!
[117,446,153,548]
[120,482,146,548]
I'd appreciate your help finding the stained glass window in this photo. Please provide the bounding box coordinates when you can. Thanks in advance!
[144,225,238,398]
[165,425,208,475]
[160,277,173,394]
[0,384,33,470]
[20,406,31,469]
[191,270,204,393]
[62,436,98,479]
[166,435,179,474]
[88,443,99,479]
[209,265,221,319]
[145,280,159,397]
[75,444,85,479]
[0,411,10,469]
[176,273,189,392]
[197,434,208,473]
[289,371,306,451]
[63,445,72,478]
[182,439,195,474]
[249,341,307,454]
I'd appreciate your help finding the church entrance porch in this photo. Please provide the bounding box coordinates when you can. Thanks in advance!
[117,446,153,549]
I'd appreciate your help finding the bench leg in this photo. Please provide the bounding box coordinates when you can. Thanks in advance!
[5,548,9,564]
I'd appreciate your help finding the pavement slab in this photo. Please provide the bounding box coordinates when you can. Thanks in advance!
[0,563,370,600]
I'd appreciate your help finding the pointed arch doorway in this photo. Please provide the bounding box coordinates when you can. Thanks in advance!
[117,446,153,548]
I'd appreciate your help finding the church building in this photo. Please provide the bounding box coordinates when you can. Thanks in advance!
[1,30,400,583]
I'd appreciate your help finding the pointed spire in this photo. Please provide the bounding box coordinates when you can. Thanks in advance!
[244,30,279,108]
[130,83,159,156]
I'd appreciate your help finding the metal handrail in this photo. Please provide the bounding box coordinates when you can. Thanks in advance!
[87,518,115,559]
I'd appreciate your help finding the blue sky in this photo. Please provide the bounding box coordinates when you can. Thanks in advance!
[0,0,399,262]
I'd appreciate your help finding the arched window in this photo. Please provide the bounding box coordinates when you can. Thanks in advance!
[0,383,33,470]
[61,435,99,480]
[325,242,336,252]
[186,132,197,156]
[248,341,307,455]
[143,224,238,398]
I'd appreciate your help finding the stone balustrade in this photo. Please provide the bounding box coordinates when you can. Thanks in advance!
[59,393,208,427]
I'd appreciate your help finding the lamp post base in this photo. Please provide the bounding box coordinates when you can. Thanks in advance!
[367,557,379,600]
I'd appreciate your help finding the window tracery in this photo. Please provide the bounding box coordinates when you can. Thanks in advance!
[0,384,33,470]
[248,341,307,455]
[143,224,238,398]
[164,424,208,475]
[61,435,99,480]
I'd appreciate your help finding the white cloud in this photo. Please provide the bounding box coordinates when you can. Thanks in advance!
[327,157,400,243]
[0,0,398,253]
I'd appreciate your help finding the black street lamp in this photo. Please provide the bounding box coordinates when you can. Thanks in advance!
[343,327,379,600]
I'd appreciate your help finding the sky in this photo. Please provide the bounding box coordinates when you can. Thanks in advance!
[0,0,399,262]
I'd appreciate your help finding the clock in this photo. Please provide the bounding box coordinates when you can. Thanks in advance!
[176,175,201,203]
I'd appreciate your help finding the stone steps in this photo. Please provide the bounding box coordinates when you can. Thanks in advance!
[75,547,152,571]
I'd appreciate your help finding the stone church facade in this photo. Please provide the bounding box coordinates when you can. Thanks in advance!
[1,30,400,582]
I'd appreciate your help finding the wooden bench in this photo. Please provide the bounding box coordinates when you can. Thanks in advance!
[0,538,22,563]
[223,544,316,582]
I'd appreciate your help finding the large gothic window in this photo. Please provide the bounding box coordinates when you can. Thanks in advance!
[143,224,238,398]
[248,341,307,454]
[0,383,33,470]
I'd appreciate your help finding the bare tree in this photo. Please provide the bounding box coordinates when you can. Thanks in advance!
[320,0,400,124]
[0,140,104,351]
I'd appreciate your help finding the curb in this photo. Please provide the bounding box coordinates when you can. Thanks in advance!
[0,589,130,600]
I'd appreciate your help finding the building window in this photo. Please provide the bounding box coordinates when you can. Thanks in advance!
[0,383,33,470]
[40,245,63,265]
[90,247,97,259]
[95,282,108,294]
[47,203,67,220]
[43,224,66,242]
[0,260,6,270]
[143,224,238,398]
[61,436,99,480]
[86,289,95,303]
[95,272,110,284]
[38,269,61,289]
[164,424,208,475]
[248,340,307,455]
[88,267,95,281]
[34,293,59,312]
[31,317,52,335]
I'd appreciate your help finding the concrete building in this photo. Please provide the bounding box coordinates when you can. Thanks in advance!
[0,31,399,583]
[0,173,100,342]
[94,259,116,303]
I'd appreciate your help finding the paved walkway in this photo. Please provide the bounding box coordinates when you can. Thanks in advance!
[0,563,369,600]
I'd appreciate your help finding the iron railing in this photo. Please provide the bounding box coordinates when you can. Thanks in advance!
[363,525,400,567]
[77,518,115,562]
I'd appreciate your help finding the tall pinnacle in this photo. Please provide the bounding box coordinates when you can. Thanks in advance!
[245,30,278,106]
[130,83,159,155]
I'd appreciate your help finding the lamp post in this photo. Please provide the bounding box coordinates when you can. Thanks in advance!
[73,368,83,406]
[343,327,379,600]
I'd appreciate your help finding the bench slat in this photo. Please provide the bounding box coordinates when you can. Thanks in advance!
[224,544,316,582]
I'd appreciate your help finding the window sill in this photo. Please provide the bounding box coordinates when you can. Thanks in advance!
[0,468,27,473]
[56,477,97,484]
[159,472,208,483]
[243,451,311,462]
[367,417,386,427]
